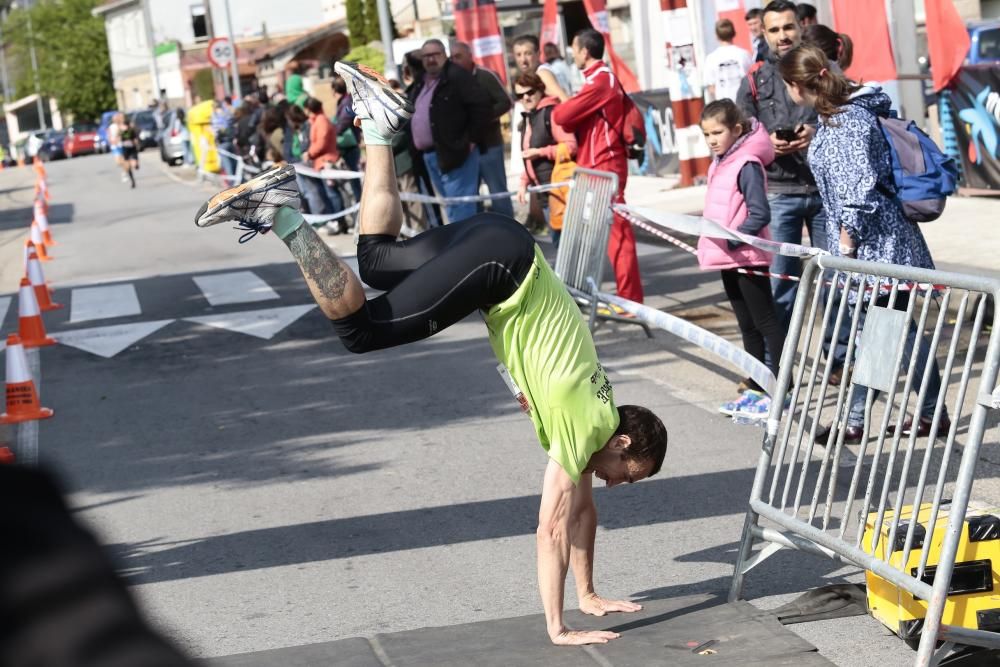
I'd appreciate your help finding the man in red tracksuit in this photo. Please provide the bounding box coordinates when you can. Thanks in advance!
[552,29,644,304]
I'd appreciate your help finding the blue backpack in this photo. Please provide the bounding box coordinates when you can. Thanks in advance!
[869,110,959,222]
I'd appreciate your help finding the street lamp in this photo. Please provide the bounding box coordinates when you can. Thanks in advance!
[10,0,45,129]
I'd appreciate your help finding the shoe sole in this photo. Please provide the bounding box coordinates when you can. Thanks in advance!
[195,164,297,227]
[334,61,414,126]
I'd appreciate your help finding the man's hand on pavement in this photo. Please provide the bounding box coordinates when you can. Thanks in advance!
[550,628,622,645]
[578,592,643,617]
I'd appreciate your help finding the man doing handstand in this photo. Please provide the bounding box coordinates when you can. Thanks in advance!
[195,62,668,646]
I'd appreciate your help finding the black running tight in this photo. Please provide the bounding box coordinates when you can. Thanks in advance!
[330,214,537,353]
[721,269,787,390]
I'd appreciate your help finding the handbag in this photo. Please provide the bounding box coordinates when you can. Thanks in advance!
[337,127,358,150]
[547,143,576,231]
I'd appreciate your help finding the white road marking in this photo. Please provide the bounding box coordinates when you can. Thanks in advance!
[0,296,11,329]
[184,304,315,340]
[57,320,174,358]
[193,270,280,306]
[70,284,141,323]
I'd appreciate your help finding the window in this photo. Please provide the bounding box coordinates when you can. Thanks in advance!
[978,28,1000,62]
[191,5,208,41]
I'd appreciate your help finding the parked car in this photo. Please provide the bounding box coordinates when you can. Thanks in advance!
[968,21,1000,65]
[24,130,47,158]
[95,110,118,153]
[129,110,159,149]
[37,130,67,161]
[63,123,99,158]
[158,108,187,166]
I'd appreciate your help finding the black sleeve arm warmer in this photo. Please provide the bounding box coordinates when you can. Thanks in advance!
[735,161,771,236]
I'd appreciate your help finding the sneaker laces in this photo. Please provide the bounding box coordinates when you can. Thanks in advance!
[234,219,272,244]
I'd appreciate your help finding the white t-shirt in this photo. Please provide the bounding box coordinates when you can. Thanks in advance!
[703,44,752,103]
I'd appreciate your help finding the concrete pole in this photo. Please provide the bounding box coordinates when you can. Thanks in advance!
[890,0,924,122]
[375,0,395,79]
[0,11,12,102]
[141,0,161,104]
[223,0,241,99]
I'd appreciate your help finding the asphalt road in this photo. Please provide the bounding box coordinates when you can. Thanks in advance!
[0,153,963,666]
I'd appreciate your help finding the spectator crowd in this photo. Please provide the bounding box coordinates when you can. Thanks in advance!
[156,0,947,434]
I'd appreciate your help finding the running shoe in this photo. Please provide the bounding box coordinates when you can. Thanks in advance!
[718,389,763,416]
[334,61,414,137]
[194,164,300,237]
[733,394,791,421]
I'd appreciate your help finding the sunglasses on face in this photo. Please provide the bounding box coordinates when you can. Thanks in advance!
[515,89,540,99]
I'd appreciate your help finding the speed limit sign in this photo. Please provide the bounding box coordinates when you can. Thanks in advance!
[207,37,236,69]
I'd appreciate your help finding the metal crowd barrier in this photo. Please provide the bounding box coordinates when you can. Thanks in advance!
[553,168,650,337]
[729,254,1000,665]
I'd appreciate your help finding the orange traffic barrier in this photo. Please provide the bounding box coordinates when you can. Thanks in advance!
[16,278,56,348]
[33,199,55,246]
[1,333,54,424]
[27,222,52,261]
[25,243,62,311]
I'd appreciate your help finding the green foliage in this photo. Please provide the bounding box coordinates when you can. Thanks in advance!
[5,0,115,121]
[346,0,365,48]
[363,0,381,44]
[342,44,384,73]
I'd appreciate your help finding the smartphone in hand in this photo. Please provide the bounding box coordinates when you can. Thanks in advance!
[775,126,799,142]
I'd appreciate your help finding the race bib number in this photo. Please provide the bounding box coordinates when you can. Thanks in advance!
[497,363,531,415]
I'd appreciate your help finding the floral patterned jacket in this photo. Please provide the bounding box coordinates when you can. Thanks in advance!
[808,87,935,271]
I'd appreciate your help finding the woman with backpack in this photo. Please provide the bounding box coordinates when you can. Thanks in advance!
[512,71,576,248]
[779,44,949,444]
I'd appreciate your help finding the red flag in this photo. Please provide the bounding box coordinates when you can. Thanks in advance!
[831,0,897,82]
[925,0,971,92]
[581,0,640,92]
[539,0,559,62]
[454,0,508,85]
[715,0,751,52]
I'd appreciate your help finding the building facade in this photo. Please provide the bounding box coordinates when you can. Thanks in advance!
[94,0,346,110]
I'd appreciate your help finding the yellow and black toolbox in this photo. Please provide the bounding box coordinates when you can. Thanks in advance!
[863,503,1000,644]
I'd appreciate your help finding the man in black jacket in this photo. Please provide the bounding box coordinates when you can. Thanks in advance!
[735,0,827,330]
[408,39,492,224]
[451,41,515,218]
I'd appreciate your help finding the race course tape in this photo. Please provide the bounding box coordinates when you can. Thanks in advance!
[617,205,824,260]
[588,280,776,397]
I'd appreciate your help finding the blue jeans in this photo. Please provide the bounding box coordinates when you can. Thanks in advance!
[340,145,363,202]
[767,192,828,328]
[296,172,344,216]
[218,142,237,177]
[423,150,480,224]
[846,293,945,427]
[478,144,514,218]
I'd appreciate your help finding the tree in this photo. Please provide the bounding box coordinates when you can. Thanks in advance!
[363,0,381,44]
[5,0,115,120]
[346,0,366,48]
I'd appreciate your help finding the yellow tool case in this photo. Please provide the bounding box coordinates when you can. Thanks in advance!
[863,503,1000,645]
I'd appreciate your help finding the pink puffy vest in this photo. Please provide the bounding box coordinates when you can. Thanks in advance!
[698,121,775,271]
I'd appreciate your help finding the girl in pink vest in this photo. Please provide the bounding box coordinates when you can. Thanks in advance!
[699,100,786,419]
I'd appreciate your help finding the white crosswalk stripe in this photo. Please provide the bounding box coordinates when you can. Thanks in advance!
[70,284,141,323]
[184,305,315,340]
[193,270,280,306]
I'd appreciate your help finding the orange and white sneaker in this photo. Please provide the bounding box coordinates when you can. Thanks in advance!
[194,164,300,241]
[334,61,413,137]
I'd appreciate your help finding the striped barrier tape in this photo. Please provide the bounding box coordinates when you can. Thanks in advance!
[616,205,810,283]
[585,278,776,397]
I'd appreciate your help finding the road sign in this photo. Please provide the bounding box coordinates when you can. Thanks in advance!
[207,37,236,69]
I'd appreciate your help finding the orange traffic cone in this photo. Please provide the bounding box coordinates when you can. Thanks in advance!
[16,278,56,348]
[16,156,24,167]
[33,199,55,246]
[25,243,62,311]
[27,222,52,261]
[0,446,14,464]
[1,334,54,424]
